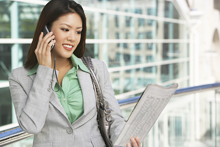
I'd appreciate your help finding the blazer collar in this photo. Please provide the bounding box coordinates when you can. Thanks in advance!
[27,54,90,77]
[28,68,96,127]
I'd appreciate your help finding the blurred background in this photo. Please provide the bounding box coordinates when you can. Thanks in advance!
[0,0,220,146]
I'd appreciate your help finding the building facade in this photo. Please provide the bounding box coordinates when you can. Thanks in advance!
[0,0,207,146]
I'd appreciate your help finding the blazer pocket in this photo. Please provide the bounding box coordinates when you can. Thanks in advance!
[33,142,52,147]
[91,135,106,147]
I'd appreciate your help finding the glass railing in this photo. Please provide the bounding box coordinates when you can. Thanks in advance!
[1,83,220,147]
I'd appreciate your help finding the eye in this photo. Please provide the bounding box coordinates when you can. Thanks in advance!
[77,31,82,34]
[61,28,69,32]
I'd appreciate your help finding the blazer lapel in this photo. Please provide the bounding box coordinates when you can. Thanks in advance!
[27,68,96,128]
[49,92,69,119]
[28,73,69,120]
[71,69,97,128]
[28,74,36,82]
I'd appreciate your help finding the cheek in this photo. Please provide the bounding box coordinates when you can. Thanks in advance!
[54,35,62,44]
[77,35,81,43]
[53,30,63,43]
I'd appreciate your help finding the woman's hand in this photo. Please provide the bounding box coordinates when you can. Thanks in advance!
[127,137,141,147]
[35,32,56,68]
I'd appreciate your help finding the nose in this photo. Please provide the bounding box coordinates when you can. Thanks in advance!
[67,31,76,42]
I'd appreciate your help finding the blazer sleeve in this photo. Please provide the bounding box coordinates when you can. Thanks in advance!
[100,61,126,144]
[8,65,56,134]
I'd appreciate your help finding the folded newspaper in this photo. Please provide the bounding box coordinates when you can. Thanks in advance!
[114,83,178,147]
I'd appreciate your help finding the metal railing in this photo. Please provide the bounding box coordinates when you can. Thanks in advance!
[1,83,220,146]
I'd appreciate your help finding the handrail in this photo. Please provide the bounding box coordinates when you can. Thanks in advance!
[118,82,220,105]
[0,124,32,146]
[1,83,220,146]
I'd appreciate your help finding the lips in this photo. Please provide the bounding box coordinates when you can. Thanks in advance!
[63,44,73,51]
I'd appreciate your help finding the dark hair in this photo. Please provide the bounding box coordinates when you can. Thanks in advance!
[24,0,87,69]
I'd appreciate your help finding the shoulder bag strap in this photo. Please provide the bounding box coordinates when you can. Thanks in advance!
[81,57,105,109]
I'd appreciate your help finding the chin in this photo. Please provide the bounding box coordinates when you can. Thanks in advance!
[62,53,73,59]
[54,51,72,59]
[54,48,74,58]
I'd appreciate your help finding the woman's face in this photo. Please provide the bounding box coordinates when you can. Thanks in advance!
[51,13,82,59]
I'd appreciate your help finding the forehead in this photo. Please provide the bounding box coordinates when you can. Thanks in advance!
[55,13,82,27]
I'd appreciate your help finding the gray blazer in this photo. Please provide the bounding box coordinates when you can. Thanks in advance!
[8,58,125,147]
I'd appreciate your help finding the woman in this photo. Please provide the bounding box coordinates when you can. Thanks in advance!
[8,0,140,147]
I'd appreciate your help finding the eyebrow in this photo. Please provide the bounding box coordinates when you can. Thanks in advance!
[60,23,82,29]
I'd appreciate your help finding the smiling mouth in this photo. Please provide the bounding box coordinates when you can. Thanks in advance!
[63,44,73,50]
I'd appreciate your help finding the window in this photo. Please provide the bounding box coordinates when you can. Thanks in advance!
[123,43,128,48]
[116,33,120,47]
[124,78,132,92]
[146,31,153,39]
[147,8,156,16]
[125,69,132,73]
[137,78,155,87]
[115,15,119,27]
[146,55,153,62]
[136,68,140,72]
[147,43,153,50]
[125,16,132,27]
[124,54,131,62]
[116,53,120,62]
[126,32,130,39]
[135,9,142,14]
[144,67,153,73]
[135,8,144,26]
[125,9,132,27]
[147,19,153,26]
[113,78,119,85]
[138,19,145,27]
[135,43,141,50]
[147,8,156,26]
[138,32,145,39]
[135,55,142,63]
[116,33,120,39]
[161,65,169,74]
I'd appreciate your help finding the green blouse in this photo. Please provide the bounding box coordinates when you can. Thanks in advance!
[27,54,90,124]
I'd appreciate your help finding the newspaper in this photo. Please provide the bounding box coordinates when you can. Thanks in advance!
[114,83,178,147]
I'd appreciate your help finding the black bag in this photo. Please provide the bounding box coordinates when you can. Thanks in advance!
[81,57,113,147]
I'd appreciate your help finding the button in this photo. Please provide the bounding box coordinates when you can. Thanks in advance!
[63,98,65,101]
[49,84,51,88]
[47,88,51,92]
[66,127,73,134]
[50,79,54,83]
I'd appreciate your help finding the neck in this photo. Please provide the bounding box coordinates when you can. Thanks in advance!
[51,54,72,71]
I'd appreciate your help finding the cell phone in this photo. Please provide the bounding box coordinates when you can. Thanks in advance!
[43,25,55,52]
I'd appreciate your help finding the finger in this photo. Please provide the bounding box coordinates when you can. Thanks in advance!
[46,39,56,53]
[35,32,43,52]
[43,31,53,39]
[44,35,55,53]
[41,32,53,48]
[131,137,138,147]
[135,137,141,147]
[127,142,131,147]
[41,32,54,54]
[35,32,43,61]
